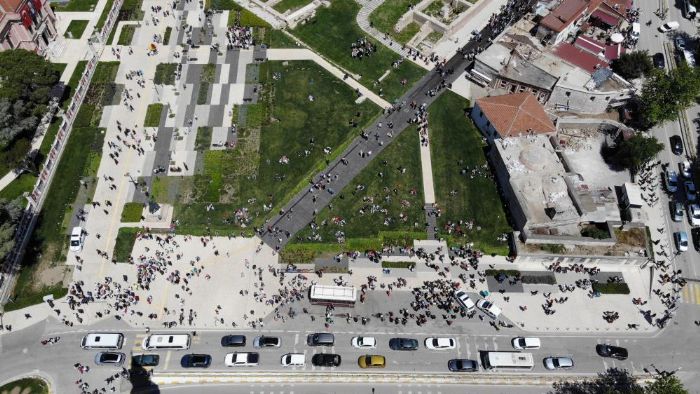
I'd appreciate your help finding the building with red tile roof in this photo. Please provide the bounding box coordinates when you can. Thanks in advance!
[471,92,557,141]
[0,0,56,54]
[536,0,605,45]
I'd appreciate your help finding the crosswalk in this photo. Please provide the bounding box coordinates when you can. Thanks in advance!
[680,282,700,304]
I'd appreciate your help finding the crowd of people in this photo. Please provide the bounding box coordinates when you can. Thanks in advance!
[225,24,254,49]
[350,37,377,59]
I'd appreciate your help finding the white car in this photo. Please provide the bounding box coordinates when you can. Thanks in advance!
[659,21,680,32]
[665,169,679,193]
[225,352,259,367]
[424,337,456,350]
[685,181,697,202]
[453,289,475,312]
[688,204,700,226]
[351,336,377,349]
[512,337,541,350]
[476,299,502,319]
[280,353,305,366]
[544,356,574,370]
[69,226,84,252]
[680,160,692,179]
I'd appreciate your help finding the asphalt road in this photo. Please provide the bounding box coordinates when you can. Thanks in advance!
[156,383,547,394]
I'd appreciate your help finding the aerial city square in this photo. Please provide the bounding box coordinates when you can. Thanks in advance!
[0,0,698,392]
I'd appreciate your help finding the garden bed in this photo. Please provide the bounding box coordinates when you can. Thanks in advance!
[592,282,630,294]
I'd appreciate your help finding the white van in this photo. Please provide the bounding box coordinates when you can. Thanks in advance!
[81,333,124,350]
[630,22,640,39]
[476,299,502,319]
[142,334,191,350]
[69,226,84,252]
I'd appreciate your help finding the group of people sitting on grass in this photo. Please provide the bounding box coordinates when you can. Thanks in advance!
[226,24,254,50]
[350,37,377,59]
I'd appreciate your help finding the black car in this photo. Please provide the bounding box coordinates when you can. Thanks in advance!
[596,344,629,360]
[181,354,212,368]
[221,335,246,347]
[311,353,341,367]
[692,228,700,251]
[132,354,160,367]
[653,52,666,69]
[448,359,479,372]
[253,336,280,348]
[389,338,419,351]
[671,135,684,155]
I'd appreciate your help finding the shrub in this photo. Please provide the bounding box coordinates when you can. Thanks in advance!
[592,282,630,294]
[520,274,557,285]
[381,261,415,269]
[485,269,521,278]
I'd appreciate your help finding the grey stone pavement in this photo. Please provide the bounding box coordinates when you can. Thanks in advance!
[259,0,537,249]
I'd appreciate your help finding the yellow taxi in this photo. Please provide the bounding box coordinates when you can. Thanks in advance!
[358,355,386,368]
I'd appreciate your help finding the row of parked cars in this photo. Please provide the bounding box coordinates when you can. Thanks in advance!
[664,162,700,252]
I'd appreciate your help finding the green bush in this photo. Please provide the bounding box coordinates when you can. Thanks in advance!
[381,261,415,269]
[592,282,630,294]
[485,269,521,278]
[520,274,557,285]
[164,26,172,45]
[581,225,610,239]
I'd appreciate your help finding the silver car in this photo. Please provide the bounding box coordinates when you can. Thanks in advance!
[95,352,125,366]
[544,356,574,370]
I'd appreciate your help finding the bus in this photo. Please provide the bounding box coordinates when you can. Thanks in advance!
[480,351,534,370]
[309,285,356,307]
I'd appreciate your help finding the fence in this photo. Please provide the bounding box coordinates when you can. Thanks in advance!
[0,0,125,305]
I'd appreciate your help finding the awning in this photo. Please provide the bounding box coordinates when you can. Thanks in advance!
[590,10,620,27]
[470,69,493,83]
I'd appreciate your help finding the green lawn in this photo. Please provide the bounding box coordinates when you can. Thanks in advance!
[53,0,98,11]
[121,202,143,222]
[165,61,380,235]
[16,62,117,307]
[94,0,115,31]
[195,127,213,151]
[63,60,88,109]
[164,26,172,45]
[0,173,37,201]
[293,1,424,101]
[429,91,511,255]
[64,20,89,39]
[105,0,144,44]
[273,0,310,13]
[116,24,137,45]
[114,227,139,261]
[154,63,178,85]
[293,127,425,244]
[369,0,419,44]
[144,103,164,127]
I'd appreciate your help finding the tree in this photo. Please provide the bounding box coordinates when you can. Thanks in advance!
[550,368,643,394]
[639,65,700,125]
[611,51,653,80]
[0,198,23,264]
[608,134,664,171]
[644,375,688,394]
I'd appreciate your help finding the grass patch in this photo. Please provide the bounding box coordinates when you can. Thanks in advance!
[117,24,137,45]
[195,127,213,151]
[592,282,631,295]
[5,284,68,312]
[202,64,216,83]
[53,0,98,11]
[227,8,272,27]
[293,1,424,101]
[64,20,89,39]
[369,0,419,44]
[294,129,424,243]
[167,61,380,234]
[197,82,210,105]
[114,227,139,262]
[144,103,164,127]
[429,91,511,255]
[279,243,343,264]
[164,26,172,45]
[273,0,310,13]
[268,29,300,48]
[381,261,415,269]
[63,60,88,109]
[521,274,557,285]
[540,244,566,254]
[105,0,144,44]
[0,173,37,202]
[154,63,178,85]
[121,202,143,222]
[94,0,116,31]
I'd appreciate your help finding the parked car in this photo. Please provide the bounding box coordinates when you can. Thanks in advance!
[476,299,502,319]
[692,228,700,251]
[685,181,697,202]
[95,352,125,366]
[253,336,280,348]
[665,169,679,193]
[311,353,341,367]
[425,337,456,350]
[358,355,385,368]
[688,204,700,226]
[131,354,159,367]
[351,336,377,349]
[596,344,628,360]
[543,356,574,370]
[221,335,246,347]
[281,353,305,366]
[512,337,541,350]
[670,135,684,155]
[389,338,418,351]
[676,231,689,252]
[630,22,640,38]
[680,160,692,178]
[181,354,211,368]
[659,21,680,32]
[674,36,687,51]
[653,52,666,69]
[448,359,479,372]
[671,201,684,222]
[453,289,476,312]
[224,352,259,367]
[307,333,335,346]
[69,226,84,253]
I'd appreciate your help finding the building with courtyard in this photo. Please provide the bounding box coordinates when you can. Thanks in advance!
[0,0,56,54]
